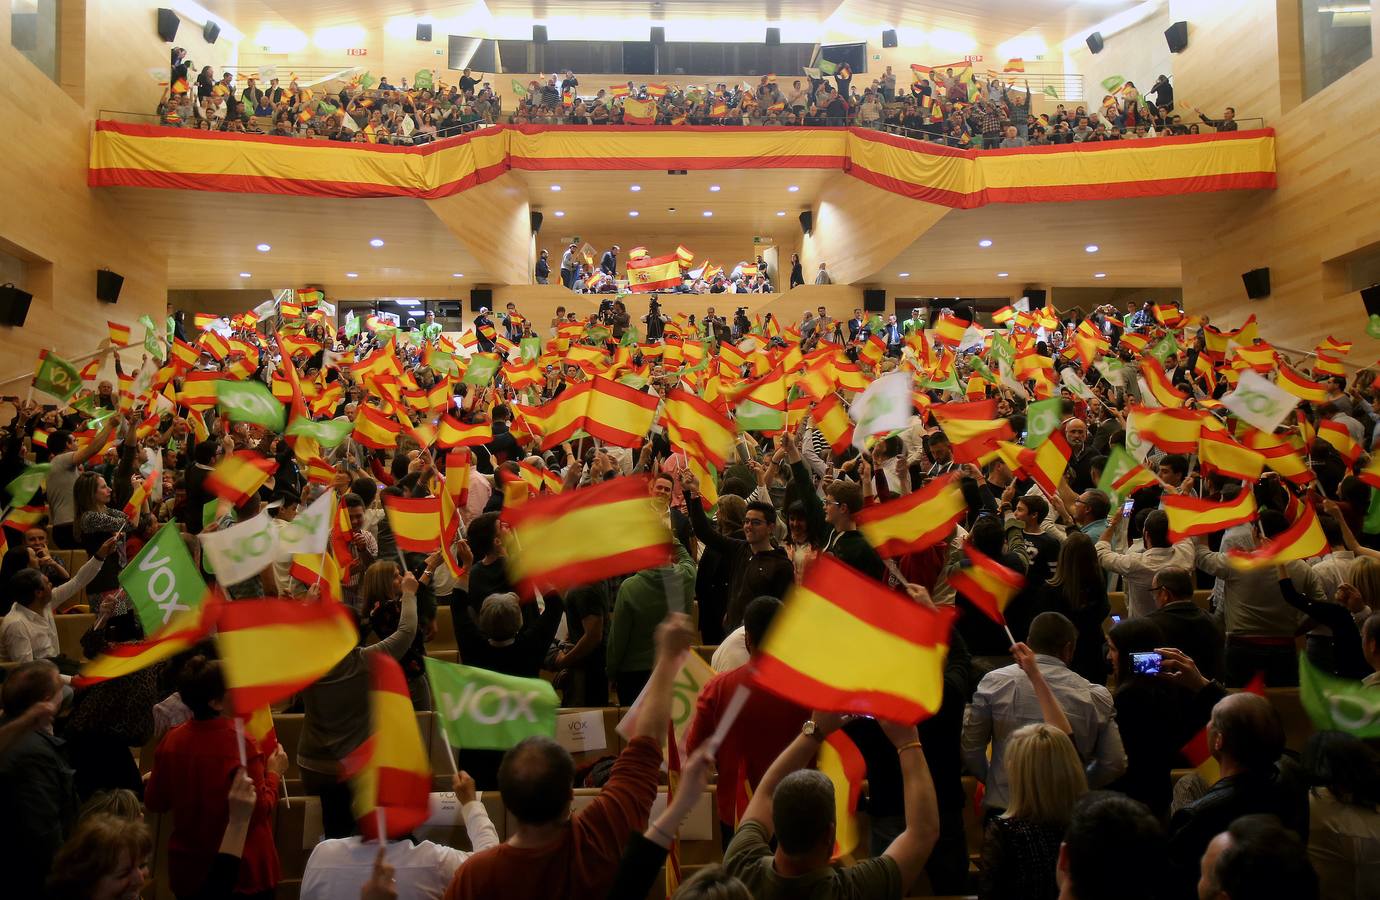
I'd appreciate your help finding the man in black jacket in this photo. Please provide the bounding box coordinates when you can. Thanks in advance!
[680,483,794,633]
[1144,566,1224,680]
[600,245,620,277]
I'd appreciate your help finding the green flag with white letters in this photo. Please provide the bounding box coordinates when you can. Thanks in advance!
[139,314,166,362]
[285,416,353,448]
[1025,399,1063,448]
[217,380,285,431]
[32,352,82,403]
[425,657,559,750]
[6,463,50,506]
[1299,655,1380,739]
[120,522,208,636]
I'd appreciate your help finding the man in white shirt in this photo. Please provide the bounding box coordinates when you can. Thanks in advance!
[300,772,499,900]
[1,540,113,664]
[1096,509,1195,618]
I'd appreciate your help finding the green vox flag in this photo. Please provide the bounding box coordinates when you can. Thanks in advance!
[817,58,839,76]
[1101,75,1125,93]
[734,398,786,433]
[1025,398,1064,448]
[359,71,377,90]
[461,353,502,386]
[1364,487,1380,535]
[618,372,650,389]
[519,337,542,362]
[414,69,434,90]
[1146,332,1181,364]
[1043,84,1059,100]
[285,416,353,448]
[32,351,82,403]
[6,463,50,506]
[1299,654,1380,738]
[216,380,286,431]
[344,312,361,339]
[425,657,559,750]
[139,314,166,362]
[119,522,208,636]
[427,350,460,377]
[988,334,1016,372]
[510,79,528,98]
[620,325,641,347]
[1097,445,1143,501]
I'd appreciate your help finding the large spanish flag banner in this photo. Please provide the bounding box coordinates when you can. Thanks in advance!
[586,377,659,446]
[346,653,433,841]
[1226,503,1328,570]
[854,474,966,557]
[501,476,672,597]
[215,598,358,714]
[753,555,957,722]
[1164,491,1258,541]
[627,253,682,292]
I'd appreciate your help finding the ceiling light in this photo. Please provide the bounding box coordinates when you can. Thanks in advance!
[346,272,358,278]
[630,185,641,192]
[452,273,464,277]
[1094,272,1107,278]
[629,210,639,217]
[1085,244,1100,253]
[787,185,799,192]
[369,238,384,247]
[979,239,993,248]
[238,272,251,278]
[709,185,721,192]
[553,210,565,217]
[898,272,910,277]
[776,211,786,216]
[256,243,271,252]
[550,185,562,191]
[703,211,713,217]
[997,272,1010,278]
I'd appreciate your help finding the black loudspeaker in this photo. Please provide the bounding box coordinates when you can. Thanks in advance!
[799,211,813,235]
[470,288,493,312]
[1242,267,1271,300]
[1023,288,1048,307]
[1361,284,1380,317]
[530,211,543,234]
[650,26,665,44]
[96,269,124,304]
[1086,31,1104,54]
[882,29,898,48]
[203,21,220,44]
[1165,21,1188,53]
[532,25,548,44]
[863,289,886,312]
[157,8,179,42]
[416,23,432,41]
[0,284,34,327]
[765,27,781,46]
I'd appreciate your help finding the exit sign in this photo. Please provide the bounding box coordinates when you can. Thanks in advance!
[346,48,368,56]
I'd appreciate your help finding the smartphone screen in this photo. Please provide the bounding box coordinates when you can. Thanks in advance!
[1122,499,1135,515]
[1129,651,1162,676]
[1110,615,1122,625]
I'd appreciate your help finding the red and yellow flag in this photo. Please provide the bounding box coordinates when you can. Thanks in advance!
[1276,365,1331,404]
[352,404,401,449]
[817,729,867,859]
[1131,406,1204,454]
[501,476,673,598]
[205,451,277,506]
[948,544,1025,626]
[436,414,492,448]
[77,599,219,686]
[627,253,682,292]
[1226,503,1328,570]
[1197,430,1265,481]
[810,394,855,456]
[215,598,358,714]
[753,555,957,722]
[1140,358,1187,408]
[933,316,969,348]
[931,400,1014,463]
[383,495,442,553]
[586,377,659,447]
[1015,430,1073,496]
[1164,491,1258,541]
[346,652,433,841]
[665,388,736,469]
[855,474,966,558]
[108,321,132,346]
[1317,419,1362,467]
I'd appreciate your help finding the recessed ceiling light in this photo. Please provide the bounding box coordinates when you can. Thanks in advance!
[239,272,251,278]
[702,211,713,217]
[550,185,561,191]
[898,272,910,277]
[630,185,641,192]
[629,210,639,217]
[256,243,271,252]
[709,185,721,192]
[452,273,464,278]
[553,210,565,217]
[345,272,358,278]
[787,185,799,192]
[1094,272,1107,278]
[1085,244,1100,253]
[979,239,993,248]
[776,211,786,216]
[369,238,384,247]
[997,272,1010,278]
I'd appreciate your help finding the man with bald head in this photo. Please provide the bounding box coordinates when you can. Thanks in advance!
[1197,814,1317,900]
[1168,692,1306,896]
[1063,417,1096,491]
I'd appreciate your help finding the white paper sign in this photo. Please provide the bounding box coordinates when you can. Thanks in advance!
[555,710,608,754]
[1224,369,1300,433]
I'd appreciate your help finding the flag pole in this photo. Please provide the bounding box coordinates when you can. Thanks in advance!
[1004,624,1018,647]
[377,808,387,844]
[234,716,248,767]
[438,728,460,775]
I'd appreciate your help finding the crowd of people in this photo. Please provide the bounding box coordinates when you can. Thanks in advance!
[147,52,1243,150]
[540,245,804,296]
[0,287,1377,900]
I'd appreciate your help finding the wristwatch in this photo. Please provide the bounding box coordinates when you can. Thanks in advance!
[801,720,824,741]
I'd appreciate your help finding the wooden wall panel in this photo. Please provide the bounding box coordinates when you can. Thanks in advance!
[801,176,950,285]
[427,179,534,287]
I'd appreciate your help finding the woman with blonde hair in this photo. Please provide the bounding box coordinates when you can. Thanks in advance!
[45,813,151,900]
[978,723,1088,900]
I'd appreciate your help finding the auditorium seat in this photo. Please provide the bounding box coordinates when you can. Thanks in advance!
[430,606,457,652]
[55,612,95,661]
[1263,687,1312,752]
[548,706,627,769]
[573,783,720,863]
[431,649,459,664]
[693,644,716,664]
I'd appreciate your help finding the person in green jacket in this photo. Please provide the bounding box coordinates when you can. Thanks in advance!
[606,539,697,705]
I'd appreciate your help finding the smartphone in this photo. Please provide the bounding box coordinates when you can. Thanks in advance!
[1122,499,1135,516]
[1129,651,1162,676]
[1110,615,1122,626]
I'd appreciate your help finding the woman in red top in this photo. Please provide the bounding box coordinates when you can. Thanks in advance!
[145,655,287,899]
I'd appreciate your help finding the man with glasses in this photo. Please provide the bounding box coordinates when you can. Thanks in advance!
[1145,566,1224,680]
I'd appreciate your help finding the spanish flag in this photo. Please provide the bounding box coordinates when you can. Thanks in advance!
[1164,491,1258,541]
[215,598,358,714]
[533,380,594,450]
[1181,673,1264,786]
[1227,503,1328,570]
[628,246,649,260]
[383,495,442,552]
[1198,430,1265,481]
[346,652,433,841]
[586,377,658,447]
[1015,430,1073,496]
[665,388,736,468]
[810,394,855,456]
[170,338,200,369]
[1317,419,1362,467]
[289,551,342,605]
[931,400,1015,463]
[817,730,866,858]
[77,600,218,685]
[933,316,969,348]
[676,245,695,266]
[623,97,658,125]
[108,321,132,346]
[500,476,672,598]
[949,544,1025,626]
[352,404,401,449]
[1119,333,1149,354]
[647,82,668,97]
[754,555,957,722]
[436,414,492,448]
[1276,365,1331,404]
[1152,304,1183,327]
[1232,342,1277,372]
[1140,358,1187,408]
[206,451,277,506]
[1312,351,1345,379]
[627,252,682,292]
[178,371,220,410]
[855,474,966,558]
[122,472,158,520]
[1131,406,1205,454]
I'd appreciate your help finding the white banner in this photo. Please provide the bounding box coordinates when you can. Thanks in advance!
[1224,370,1300,433]
[274,490,334,560]
[199,510,279,586]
